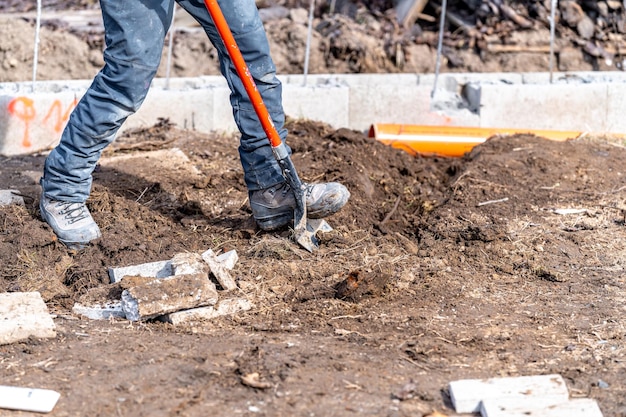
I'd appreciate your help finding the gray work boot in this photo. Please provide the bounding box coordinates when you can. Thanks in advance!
[249,182,350,231]
[40,195,102,248]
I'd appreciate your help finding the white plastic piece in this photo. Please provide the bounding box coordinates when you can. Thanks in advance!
[0,385,60,413]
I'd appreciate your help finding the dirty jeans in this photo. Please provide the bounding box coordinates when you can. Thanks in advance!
[41,0,289,202]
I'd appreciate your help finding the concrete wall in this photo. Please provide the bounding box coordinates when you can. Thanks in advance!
[2,71,626,156]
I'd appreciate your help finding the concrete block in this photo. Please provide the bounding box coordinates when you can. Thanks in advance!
[121,273,218,321]
[108,260,172,283]
[480,83,609,132]
[481,398,603,417]
[0,292,56,345]
[159,297,252,325]
[72,283,125,320]
[0,190,24,206]
[215,249,239,270]
[449,374,569,414]
[72,301,125,320]
[171,252,208,276]
[202,249,237,290]
[109,248,237,283]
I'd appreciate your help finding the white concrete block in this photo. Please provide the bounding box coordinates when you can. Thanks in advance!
[171,252,208,276]
[208,249,239,270]
[108,260,172,283]
[72,301,125,320]
[449,374,569,414]
[0,190,24,206]
[159,297,252,325]
[0,292,56,345]
[202,249,237,290]
[481,398,603,417]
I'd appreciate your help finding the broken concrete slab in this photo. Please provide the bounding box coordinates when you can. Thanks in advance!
[72,283,126,320]
[121,273,219,321]
[72,301,125,320]
[0,190,24,206]
[481,397,603,417]
[449,374,569,414]
[0,292,56,345]
[108,259,172,283]
[206,249,239,271]
[159,297,252,325]
[171,252,208,275]
[108,249,238,283]
[202,249,237,291]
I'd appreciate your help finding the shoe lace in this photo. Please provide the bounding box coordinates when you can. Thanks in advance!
[55,201,89,224]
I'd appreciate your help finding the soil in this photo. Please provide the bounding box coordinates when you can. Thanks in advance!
[1,1,626,417]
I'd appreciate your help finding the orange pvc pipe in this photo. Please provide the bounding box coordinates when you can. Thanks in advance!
[368,124,582,157]
[204,0,282,148]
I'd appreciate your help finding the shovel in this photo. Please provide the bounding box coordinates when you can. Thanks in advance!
[202,0,327,252]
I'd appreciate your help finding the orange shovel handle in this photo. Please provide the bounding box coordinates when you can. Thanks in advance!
[203,0,282,148]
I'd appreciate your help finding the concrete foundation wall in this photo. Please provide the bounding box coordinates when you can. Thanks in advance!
[2,71,626,156]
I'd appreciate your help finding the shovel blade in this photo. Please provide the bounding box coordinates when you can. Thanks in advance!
[294,219,333,252]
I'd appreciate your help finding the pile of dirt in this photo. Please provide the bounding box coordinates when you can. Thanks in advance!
[0,0,623,83]
[2,1,626,416]
[1,119,625,415]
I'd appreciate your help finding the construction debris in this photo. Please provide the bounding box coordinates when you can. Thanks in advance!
[108,249,238,283]
[0,292,56,345]
[76,249,242,322]
[449,374,603,417]
[201,249,237,291]
[0,189,24,206]
[159,297,252,325]
[121,272,219,321]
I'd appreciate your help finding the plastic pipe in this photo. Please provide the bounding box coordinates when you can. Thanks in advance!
[368,124,582,158]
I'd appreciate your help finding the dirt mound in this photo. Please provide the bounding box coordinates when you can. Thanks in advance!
[1,120,625,415]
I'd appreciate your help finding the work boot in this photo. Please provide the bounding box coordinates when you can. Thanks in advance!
[249,182,350,231]
[40,195,102,248]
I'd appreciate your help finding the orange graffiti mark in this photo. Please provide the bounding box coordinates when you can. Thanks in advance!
[43,98,78,133]
[7,97,36,148]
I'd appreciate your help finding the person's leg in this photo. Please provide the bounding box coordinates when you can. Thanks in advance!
[176,0,287,191]
[42,0,175,202]
[40,0,175,245]
[178,0,349,230]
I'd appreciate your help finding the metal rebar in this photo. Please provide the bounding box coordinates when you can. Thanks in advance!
[549,0,557,83]
[32,0,42,92]
[303,0,315,86]
[165,4,178,90]
[431,0,448,99]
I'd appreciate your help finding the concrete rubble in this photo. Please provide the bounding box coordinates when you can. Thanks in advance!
[0,189,25,206]
[0,292,56,345]
[449,374,603,417]
[74,249,251,323]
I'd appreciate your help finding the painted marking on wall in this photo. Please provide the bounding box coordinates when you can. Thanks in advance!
[6,96,77,150]
[43,98,77,134]
[7,97,36,148]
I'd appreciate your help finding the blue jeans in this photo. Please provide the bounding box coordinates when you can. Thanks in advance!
[42,0,289,202]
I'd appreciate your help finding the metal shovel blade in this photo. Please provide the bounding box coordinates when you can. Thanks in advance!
[294,218,333,253]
